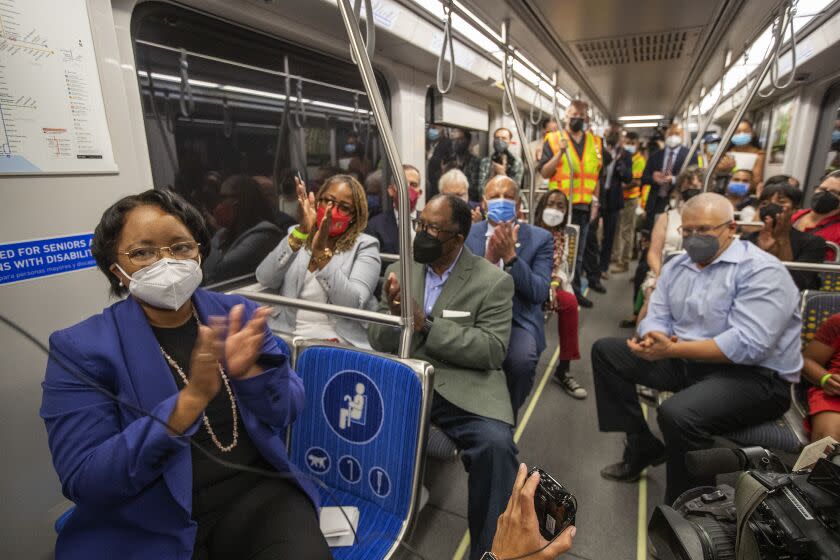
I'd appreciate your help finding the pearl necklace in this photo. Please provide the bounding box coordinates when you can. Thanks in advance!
[159,311,238,453]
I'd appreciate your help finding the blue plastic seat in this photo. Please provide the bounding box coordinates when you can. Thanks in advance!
[289,342,433,559]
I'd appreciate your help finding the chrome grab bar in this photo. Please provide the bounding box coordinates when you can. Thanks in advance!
[703,5,793,192]
[380,253,400,263]
[232,284,404,327]
[337,0,414,358]
[500,20,537,223]
[782,262,840,272]
[681,55,726,175]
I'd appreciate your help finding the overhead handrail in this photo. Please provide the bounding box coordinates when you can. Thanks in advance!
[222,97,234,138]
[501,21,538,224]
[205,273,257,293]
[435,0,456,94]
[293,79,307,128]
[782,262,840,272]
[338,0,413,358]
[351,0,376,60]
[702,3,792,193]
[759,0,799,98]
[178,48,195,118]
[135,39,370,98]
[529,76,543,125]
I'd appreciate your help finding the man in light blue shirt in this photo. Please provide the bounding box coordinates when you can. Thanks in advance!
[592,192,801,503]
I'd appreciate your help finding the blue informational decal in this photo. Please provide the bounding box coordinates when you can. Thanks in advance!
[338,455,362,484]
[322,370,384,444]
[368,466,391,498]
[305,446,331,475]
[0,233,94,286]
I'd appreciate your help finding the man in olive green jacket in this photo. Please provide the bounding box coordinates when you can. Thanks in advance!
[368,194,517,560]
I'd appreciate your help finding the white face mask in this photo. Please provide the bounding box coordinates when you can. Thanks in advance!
[665,135,682,149]
[669,198,679,209]
[542,208,565,227]
[116,258,202,310]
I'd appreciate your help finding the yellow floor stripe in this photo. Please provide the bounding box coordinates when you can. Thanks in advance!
[637,403,649,560]
[450,348,561,560]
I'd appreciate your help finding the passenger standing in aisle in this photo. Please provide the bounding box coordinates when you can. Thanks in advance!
[642,123,697,231]
[466,176,554,416]
[592,193,800,504]
[538,100,604,308]
[426,124,448,199]
[598,130,633,280]
[443,128,482,202]
[477,127,524,197]
[612,131,645,273]
[369,194,517,560]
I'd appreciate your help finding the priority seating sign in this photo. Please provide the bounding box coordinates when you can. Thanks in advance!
[322,369,384,445]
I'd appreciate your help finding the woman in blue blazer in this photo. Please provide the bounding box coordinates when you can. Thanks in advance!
[40,189,331,560]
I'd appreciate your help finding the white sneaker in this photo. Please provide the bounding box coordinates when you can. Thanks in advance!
[558,373,587,399]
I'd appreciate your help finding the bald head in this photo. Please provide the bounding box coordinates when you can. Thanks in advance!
[484,175,519,200]
[681,192,734,222]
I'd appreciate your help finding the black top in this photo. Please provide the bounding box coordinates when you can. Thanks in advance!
[151,319,270,520]
[744,227,827,290]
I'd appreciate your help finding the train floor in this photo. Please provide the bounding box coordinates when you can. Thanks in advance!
[398,267,667,560]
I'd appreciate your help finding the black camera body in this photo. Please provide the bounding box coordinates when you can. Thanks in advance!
[528,467,577,541]
[649,446,840,560]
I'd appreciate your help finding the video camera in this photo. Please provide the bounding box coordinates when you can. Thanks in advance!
[648,442,840,560]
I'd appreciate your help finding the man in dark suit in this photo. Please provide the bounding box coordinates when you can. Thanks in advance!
[465,175,554,415]
[365,164,422,255]
[642,123,698,230]
[369,194,517,560]
[598,134,633,278]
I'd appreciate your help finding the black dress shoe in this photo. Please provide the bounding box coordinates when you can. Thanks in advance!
[589,281,607,294]
[619,319,637,329]
[601,433,666,482]
[576,294,594,308]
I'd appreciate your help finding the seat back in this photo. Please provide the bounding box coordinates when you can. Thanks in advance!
[564,224,580,280]
[825,241,840,264]
[289,342,433,542]
[800,290,840,343]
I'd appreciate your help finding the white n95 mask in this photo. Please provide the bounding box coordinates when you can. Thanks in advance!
[542,208,565,227]
[116,258,202,310]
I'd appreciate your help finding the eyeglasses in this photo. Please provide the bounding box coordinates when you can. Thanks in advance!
[412,218,459,238]
[121,241,201,266]
[317,196,355,215]
[677,221,732,237]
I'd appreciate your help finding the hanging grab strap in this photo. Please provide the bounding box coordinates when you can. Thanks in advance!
[351,0,376,61]
[178,48,195,118]
[144,66,179,173]
[436,0,455,94]
[501,54,514,116]
[758,0,798,98]
[293,79,307,128]
[352,93,362,133]
[222,97,233,139]
[529,77,543,125]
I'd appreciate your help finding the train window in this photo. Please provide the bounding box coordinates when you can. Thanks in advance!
[768,97,795,165]
[131,3,389,288]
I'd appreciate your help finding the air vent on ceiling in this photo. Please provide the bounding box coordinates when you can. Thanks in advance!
[573,29,698,67]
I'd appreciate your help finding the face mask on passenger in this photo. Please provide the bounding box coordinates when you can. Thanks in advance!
[811,190,840,214]
[669,198,679,209]
[413,231,445,264]
[706,142,719,154]
[427,128,441,142]
[316,204,353,237]
[452,138,469,154]
[493,138,508,154]
[568,117,584,133]
[683,234,720,265]
[115,258,202,311]
[393,187,421,212]
[486,198,516,223]
[731,132,752,147]
[832,130,840,146]
[681,188,701,202]
[624,144,637,154]
[727,181,750,198]
[542,208,565,227]
[344,143,357,155]
[665,135,682,149]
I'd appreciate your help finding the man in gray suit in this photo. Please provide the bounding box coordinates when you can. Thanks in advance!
[369,194,517,560]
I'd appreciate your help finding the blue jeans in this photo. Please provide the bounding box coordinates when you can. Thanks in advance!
[431,395,519,560]
[502,326,540,417]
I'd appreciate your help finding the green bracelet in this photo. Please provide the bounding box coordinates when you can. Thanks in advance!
[820,373,833,388]
[290,227,309,241]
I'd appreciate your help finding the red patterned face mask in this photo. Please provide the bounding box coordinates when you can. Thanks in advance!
[316,204,353,237]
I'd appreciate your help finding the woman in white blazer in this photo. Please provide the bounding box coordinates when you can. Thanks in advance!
[256,174,381,348]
